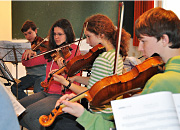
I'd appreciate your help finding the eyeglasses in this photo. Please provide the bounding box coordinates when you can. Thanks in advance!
[53,33,65,36]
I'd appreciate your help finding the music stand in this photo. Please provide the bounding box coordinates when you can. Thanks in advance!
[0,41,31,79]
[0,41,31,99]
[0,59,16,86]
[2,46,21,79]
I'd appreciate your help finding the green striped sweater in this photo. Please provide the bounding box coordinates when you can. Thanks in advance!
[87,49,123,89]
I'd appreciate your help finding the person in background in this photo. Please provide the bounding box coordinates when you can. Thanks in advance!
[11,20,46,100]
[54,7,180,130]
[18,18,82,130]
[122,56,141,73]
[0,81,20,130]
[51,14,131,130]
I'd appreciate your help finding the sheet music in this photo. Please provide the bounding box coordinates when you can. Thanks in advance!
[111,91,180,130]
[0,81,25,116]
[173,94,180,123]
[0,41,31,62]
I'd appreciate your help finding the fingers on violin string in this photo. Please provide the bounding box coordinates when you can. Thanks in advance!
[60,94,70,101]
[69,93,76,98]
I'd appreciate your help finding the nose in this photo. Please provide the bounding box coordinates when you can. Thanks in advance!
[54,34,58,38]
[25,34,29,39]
[138,42,143,52]
[86,38,89,44]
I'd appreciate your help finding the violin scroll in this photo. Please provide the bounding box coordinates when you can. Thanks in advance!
[32,36,49,52]
[39,90,92,127]
[50,46,72,62]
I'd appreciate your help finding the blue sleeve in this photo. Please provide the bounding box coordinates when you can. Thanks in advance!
[0,82,20,130]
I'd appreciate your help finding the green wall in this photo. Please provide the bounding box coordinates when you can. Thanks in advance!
[12,1,134,39]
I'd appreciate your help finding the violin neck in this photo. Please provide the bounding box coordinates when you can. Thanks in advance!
[58,90,91,108]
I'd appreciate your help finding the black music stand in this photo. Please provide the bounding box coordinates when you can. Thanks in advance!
[0,41,31,99]
[0,41,31,79]
[0,59,16,86]
[2,46,20,79]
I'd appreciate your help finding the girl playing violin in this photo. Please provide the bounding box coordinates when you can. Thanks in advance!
[51,14,131,130]
[19,19,82,130]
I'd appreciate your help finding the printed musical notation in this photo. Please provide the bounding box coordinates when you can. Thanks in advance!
[0,41,31,62]
[111,92,180,130]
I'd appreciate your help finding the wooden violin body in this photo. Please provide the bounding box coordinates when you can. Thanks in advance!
[88,56,164,107]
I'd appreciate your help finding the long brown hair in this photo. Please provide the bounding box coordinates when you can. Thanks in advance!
[84,14,131,59]
[45,19,76,61]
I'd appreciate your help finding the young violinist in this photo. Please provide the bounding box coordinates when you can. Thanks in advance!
[50,14,131,130]
[11,20,46,100]
[54,7,180,130]
[135,7,180,94]
[18,19,82,130]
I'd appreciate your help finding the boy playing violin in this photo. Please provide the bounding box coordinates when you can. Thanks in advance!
[11,20,46,100]
[53,7,180,130]
[135,7,180,94]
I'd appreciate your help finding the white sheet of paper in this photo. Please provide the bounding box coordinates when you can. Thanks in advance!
[1,81,25,116]
[111,91,180,130]
[173,94,180,123]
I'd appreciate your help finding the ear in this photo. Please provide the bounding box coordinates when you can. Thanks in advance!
[161,34,169,47]
[35,29,38,34]
[99,33,105,39]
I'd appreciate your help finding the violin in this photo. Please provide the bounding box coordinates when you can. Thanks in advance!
[31,36,49,52]
[39,56,164,127]
[41,43,105,89]
[50,46,72,62]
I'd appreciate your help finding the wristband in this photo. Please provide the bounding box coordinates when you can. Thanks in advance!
[64,80,71,89]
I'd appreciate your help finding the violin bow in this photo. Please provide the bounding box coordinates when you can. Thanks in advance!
[113,2,124,74]
[74,23,86,57]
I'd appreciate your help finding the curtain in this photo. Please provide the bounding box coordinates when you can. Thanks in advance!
[133,1,154,46]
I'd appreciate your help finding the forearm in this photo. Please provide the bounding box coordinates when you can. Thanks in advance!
[74,76,90,86]
[22,54,46,67]
[63,79,88,94]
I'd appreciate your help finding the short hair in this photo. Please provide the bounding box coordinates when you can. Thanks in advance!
[135,7,180,48]
[21,20,37,33]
